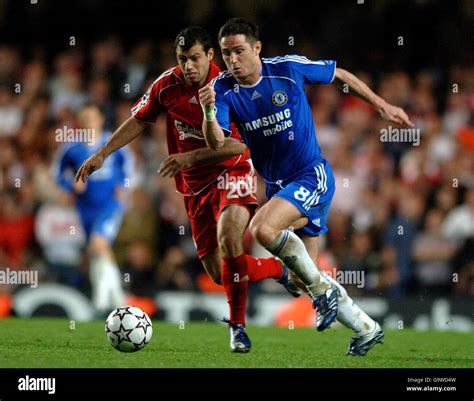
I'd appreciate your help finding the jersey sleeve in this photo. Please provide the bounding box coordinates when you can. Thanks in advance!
[278,55,336,86]
[212,77,233,137]
[131,73,168,123]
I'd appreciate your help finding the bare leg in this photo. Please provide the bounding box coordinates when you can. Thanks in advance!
[249,197,330,296]
[201,248,222,285]
[217,205,250,259]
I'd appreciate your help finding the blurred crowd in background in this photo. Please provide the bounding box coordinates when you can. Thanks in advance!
[0,0,473,308]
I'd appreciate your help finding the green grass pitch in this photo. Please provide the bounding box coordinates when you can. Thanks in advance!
[1,318,472,368]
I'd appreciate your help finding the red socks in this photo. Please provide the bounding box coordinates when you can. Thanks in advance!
[246,255,283,282]
[222,255,249,326]
[221,254,284,326]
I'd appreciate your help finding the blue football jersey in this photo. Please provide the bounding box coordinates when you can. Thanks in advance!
[212,55,336,184]
[54,132,133,209]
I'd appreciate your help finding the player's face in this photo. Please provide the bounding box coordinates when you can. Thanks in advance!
[220,34,262,85]
[78,106,104,132]
[176,43,214,87]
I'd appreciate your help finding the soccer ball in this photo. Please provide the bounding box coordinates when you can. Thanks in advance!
[105,306,153,352]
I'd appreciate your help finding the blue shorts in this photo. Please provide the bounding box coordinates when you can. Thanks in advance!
[265,159,335,237]
[77,202,124,244]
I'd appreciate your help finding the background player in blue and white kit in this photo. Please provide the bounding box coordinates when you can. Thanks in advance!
[54,103,133,315]
[199,18,413,355]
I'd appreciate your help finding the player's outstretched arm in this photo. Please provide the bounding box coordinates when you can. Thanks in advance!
[198,84,226,150]
[333,68,414,127]
[159,139,246,178]
[75,116,148,183]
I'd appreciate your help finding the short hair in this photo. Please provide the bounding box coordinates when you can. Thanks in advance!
[218,18,260,44]
[79,102,105,116]
[174,26,213,53]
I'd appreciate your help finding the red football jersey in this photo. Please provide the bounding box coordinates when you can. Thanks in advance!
[131,62,246,195]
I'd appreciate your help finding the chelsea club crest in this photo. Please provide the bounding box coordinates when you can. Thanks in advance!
[272,90,288,106]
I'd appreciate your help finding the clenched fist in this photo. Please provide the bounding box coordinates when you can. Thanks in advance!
[198,84,216,108]
[198,84,216,122]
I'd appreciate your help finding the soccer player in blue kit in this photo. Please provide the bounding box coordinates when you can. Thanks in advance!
[54,103,133,316]
[199,18,413,355]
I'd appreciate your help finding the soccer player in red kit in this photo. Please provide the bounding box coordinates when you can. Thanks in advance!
[76,26,300,353]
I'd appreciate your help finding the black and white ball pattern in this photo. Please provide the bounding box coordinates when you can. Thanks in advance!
[105,306,153,352]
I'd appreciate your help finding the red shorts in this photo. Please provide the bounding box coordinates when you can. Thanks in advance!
[184,160,258,259]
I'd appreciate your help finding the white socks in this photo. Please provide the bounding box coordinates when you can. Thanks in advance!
[266,228,376,335]
[90,255,125,312]
[266,229,330,296]
[324,273,376,334]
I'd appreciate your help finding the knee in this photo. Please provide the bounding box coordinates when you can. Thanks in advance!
[249,219,278,248]
[88,236,110,257]
[218,231,241,258]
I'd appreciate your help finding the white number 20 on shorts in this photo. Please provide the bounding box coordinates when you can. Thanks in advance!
[227,180,253,199]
